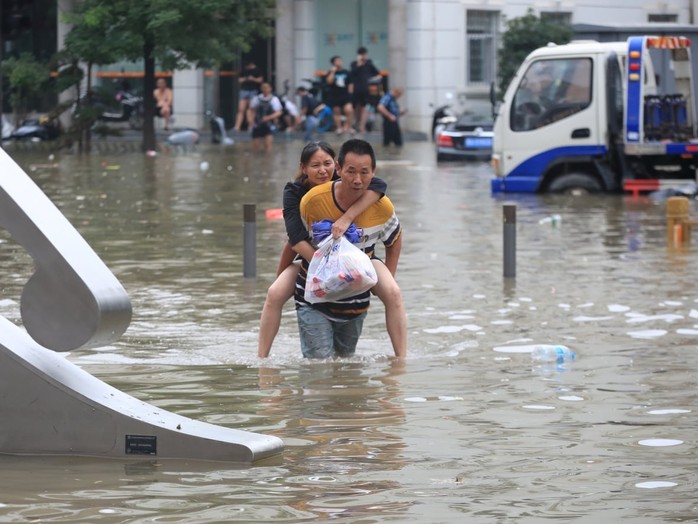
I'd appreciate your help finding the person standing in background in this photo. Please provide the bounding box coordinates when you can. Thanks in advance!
[377,87,406,147]
[234,61,263,132]
[247,82,283,153]
[325,56,355,135]
[350,47,382,134]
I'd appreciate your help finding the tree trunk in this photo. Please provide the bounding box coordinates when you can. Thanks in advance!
[142,36,157,152]
[84,62,93,153]
[212,67,220,116]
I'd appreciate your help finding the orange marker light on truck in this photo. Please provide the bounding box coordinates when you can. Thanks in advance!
[491,155,501,176]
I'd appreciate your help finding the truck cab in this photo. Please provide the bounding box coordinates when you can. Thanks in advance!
[491,36,698,194]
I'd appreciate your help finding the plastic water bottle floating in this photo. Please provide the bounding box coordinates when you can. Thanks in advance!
[531,344,576,364]
[538,214,561,226]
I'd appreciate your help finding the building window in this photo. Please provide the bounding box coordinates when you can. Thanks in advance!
[541,12,572,25]
[466,10,499,85]
[648,14,678,23]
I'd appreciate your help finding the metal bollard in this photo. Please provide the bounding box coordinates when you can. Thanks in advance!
[243,204,256,278]
[503,204,516,278]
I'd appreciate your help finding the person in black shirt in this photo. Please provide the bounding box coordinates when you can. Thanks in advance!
[350,47,382,133]
[325,56,355,134]
[234,61,263,132]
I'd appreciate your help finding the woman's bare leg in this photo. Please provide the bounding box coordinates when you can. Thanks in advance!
[234,99,249,131]
[371,260,407,358]
[333,106,343,132]
[343,102,355,132]
[258,264,299,357]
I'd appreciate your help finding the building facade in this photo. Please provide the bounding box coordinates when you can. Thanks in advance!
[3,0,697,134]
[276,0,698,135]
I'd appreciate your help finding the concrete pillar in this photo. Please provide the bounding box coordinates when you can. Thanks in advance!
[388,0,407,94]
[275,0,295,93]
[293,0,317,91]
[56,0,75,51]
[173,68,205,129]
[57,0,78,129]
[401,1,465,135]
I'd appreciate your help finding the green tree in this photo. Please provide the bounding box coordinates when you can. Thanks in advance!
[1,53,51,126]
[59,2,130,151]
[62,0,274,151]
[497,10,573,98]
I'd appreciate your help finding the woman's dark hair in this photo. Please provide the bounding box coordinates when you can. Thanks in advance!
[295,141,336,184]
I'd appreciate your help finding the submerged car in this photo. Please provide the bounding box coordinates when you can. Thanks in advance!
[435,108,493,161]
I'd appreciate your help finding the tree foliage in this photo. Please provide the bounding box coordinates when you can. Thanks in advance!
[1,53,51,125]
[61,0,274,150]
[497,10,573,97]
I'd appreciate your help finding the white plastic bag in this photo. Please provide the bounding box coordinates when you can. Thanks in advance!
[304,236,378,304]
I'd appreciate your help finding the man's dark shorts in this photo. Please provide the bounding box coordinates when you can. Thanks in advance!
[327,94,352,108]
[251,123,273,138]
[352,91,371,107]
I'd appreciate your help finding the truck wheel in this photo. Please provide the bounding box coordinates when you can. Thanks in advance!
[548,174,601,195]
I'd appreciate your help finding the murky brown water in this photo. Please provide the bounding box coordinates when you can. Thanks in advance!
[1,139,697,522]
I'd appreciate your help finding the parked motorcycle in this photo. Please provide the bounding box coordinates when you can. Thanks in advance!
[75,88,144,130]
[301,76,328,100]
[9,116,60,141]
[97,89,144,130]
[207,110,234,145]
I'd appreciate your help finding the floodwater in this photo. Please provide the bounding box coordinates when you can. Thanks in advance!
[1,138,697,523]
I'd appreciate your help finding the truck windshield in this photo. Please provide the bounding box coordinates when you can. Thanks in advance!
[511,58,593,132]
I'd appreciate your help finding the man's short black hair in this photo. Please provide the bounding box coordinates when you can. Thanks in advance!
[338,138,376,170]
[330,55,340,65]
[357,47,368,55]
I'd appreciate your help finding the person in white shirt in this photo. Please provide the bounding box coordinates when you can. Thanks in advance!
[247,82,283,152]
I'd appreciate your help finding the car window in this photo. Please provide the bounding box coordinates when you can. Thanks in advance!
[511,58,593,132]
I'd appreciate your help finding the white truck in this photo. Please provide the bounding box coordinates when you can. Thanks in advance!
[490,35,698,194]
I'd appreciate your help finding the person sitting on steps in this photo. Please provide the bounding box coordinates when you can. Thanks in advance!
[153,78,173,131]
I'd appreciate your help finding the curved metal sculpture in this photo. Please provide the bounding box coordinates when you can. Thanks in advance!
[0,149,132,351]
[0,148,283,462]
